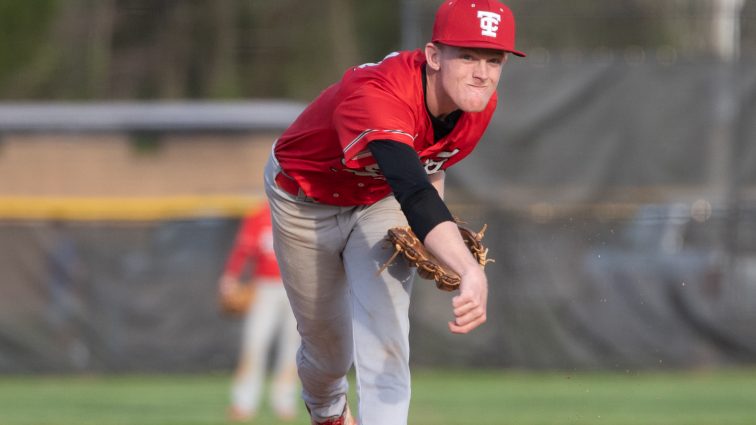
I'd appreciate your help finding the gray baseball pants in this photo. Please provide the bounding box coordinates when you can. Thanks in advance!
[264,155,414,425]
[232,280,300,418]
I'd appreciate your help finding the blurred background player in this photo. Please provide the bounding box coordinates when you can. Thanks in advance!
[217,202,300,422]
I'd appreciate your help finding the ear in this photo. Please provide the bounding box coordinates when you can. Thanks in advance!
[424,43,442,71]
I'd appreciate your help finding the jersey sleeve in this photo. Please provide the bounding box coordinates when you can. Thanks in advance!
[334,83,418,169]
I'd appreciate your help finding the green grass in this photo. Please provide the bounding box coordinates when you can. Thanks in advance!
[0,369,754,425]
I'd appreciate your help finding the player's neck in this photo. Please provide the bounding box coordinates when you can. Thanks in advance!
[424,68,456,120]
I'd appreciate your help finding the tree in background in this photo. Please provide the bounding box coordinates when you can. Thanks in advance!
[0,0,405,101]
[0,0,752,101]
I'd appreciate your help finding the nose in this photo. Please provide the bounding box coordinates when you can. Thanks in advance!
[472,59,489,81]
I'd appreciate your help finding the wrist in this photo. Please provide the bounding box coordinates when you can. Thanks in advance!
[458,263,484,278]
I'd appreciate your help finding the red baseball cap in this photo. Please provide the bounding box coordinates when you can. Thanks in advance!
[432,0,526,57]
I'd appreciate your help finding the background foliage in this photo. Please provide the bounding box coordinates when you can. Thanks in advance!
[0,0,754,101]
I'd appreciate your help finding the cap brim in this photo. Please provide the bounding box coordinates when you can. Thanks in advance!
[435,39,526,57]
[505,49,526,58]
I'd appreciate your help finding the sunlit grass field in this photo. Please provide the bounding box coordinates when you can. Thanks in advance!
[0,368,754,425]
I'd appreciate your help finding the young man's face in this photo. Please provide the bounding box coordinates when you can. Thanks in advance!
[435,45,506,113]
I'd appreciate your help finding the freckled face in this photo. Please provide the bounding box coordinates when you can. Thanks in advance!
[436,46,506,113]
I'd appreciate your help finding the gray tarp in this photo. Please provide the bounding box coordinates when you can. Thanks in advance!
[0,220,241,373]
[413,57,756,370]
[2,58,756,372]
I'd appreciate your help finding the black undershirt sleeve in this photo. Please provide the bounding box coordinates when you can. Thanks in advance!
[368,139,453,242]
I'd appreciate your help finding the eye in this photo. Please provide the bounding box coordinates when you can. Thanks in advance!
[460,53,475,61]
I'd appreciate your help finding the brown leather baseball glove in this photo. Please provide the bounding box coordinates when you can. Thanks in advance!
[218,280,256,317]
[379,222,493,291]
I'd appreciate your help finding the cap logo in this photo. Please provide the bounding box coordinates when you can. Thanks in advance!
[477,11,501,38]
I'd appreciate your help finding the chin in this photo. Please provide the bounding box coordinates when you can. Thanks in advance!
[457,99,489,112]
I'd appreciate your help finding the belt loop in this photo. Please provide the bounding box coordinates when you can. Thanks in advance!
[270,139,282,170]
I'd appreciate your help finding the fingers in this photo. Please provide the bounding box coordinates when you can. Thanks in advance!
[448,314,486,334]
[449,294,486,334]
[452,296,478,317]
[448,267,488,334]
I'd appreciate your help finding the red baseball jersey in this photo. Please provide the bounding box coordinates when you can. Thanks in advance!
[274,49,498,206]
[223,203,281,280]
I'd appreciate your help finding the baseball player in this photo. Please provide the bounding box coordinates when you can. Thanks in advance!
[218,202,301,422]
[263,1,524,424]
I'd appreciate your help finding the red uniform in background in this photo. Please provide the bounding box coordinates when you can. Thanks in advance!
[222,203,280,280]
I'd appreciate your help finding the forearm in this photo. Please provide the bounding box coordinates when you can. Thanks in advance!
[423,220,482,277]
[368,140,453,241]
[368,139,486,332]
